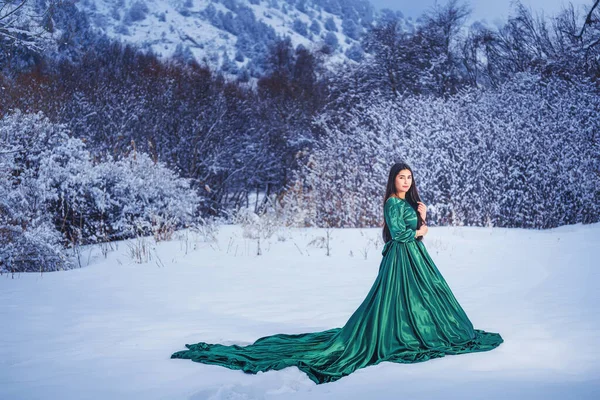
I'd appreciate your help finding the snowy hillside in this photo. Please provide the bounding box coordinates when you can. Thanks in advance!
[1,222,599,399]
[73,0,404,74]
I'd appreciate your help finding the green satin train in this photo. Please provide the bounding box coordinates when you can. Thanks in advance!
[171,196,504,384]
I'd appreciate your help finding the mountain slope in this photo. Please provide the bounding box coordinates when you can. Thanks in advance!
[73,0,409,75]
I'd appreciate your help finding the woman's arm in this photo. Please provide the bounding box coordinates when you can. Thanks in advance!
[384,199,417,243]
[416,224,428,238]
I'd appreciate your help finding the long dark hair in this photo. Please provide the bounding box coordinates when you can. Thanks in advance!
[382,162,425,243]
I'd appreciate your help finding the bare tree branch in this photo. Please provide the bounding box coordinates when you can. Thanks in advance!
[576,0,600,39]
[0,0,28,23]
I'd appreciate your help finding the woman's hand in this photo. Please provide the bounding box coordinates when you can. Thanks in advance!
[417,224,428,238]
[417,201,427,221]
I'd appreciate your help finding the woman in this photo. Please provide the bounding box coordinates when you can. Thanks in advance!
[171,162,504,384]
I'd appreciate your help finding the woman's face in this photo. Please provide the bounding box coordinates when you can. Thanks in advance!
[395,169,412,194]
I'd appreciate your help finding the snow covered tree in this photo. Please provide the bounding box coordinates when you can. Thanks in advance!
[323,31,338,51]
[361,0,470,98]
[310,20,321,35]
[0,0,56,73]
[0,0,52,50]
[324,16,337,32]
[293,18,308,37]
[124,1,149,23]
[469,0,600,86]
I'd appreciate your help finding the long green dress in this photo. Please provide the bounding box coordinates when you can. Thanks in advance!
[171,196,504,384]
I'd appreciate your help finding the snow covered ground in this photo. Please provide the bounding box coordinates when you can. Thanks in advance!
[1,222,599,399]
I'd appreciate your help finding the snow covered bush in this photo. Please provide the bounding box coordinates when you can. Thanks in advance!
[0,110,73,272]
[287,73,600,229]
[230,194,285,255]
[233,204,280,241]
[0,157,69,273]
[37,143,202,247]
[99,151,201,242]
[278,176,316,227]
[0,192,68,273]
[191,215,220,243]
[0,110,202,272]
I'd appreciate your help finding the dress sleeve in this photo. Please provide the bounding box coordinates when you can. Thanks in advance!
[384,199,416,244]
